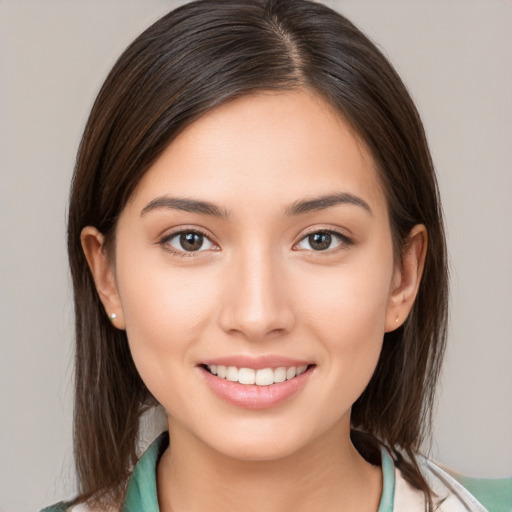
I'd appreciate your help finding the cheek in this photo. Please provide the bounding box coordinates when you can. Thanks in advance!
[117,232,220,329]
[298,256,393,340]
[293,249,394,386]
[114,251,219,392]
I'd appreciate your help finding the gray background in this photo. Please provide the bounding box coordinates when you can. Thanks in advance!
[1,1,511,510]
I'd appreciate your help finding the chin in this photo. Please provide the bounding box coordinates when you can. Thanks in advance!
[195,416,335,463]
[211,435,305,462]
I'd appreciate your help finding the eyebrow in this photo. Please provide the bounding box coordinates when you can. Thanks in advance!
[140,192,372,219]
[140,196,230,218]
[285,193,373,216]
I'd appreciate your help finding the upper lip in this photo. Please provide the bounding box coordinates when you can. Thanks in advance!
[200,355,313,370]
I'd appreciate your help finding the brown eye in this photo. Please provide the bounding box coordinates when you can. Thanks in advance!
[308,232,332,251]
[180,232,204,251]
[295,230,352,252]
[165,231,215,253]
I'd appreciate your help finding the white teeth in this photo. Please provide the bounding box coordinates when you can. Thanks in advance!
[238,367,255,385]
[274,367,287,383]
[297,365,307,375]
[226,366,238,382]
[255,368,274,386]
[205,364,309,386]
[286,367,297,380]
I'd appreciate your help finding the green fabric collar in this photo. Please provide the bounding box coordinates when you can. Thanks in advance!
[122,432,395,512]
[122,432,169,512]
[379,448,396,512]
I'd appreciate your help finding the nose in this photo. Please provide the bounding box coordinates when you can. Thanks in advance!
[218,246,295,341]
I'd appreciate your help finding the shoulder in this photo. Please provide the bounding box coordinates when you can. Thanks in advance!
[40,433,169,512]
[40,503,92,512]
[39,503,70,512]
[40,502,114,512]
[394,457,489,512]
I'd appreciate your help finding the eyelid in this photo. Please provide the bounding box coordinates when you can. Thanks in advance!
[158,226,219,257]
[293,227,354,252]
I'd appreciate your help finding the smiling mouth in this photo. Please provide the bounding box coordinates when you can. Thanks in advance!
[202,364,312,386]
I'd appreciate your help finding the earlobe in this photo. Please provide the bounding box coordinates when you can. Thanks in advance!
[385,224,427,332]
[81,226,126,329]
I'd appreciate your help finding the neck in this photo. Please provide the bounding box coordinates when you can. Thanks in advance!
[157,419,382,512]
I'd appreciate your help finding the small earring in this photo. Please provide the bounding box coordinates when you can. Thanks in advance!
[395,314,400,324]
[108,313,117,323]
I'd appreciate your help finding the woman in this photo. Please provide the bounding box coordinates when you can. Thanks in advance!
[43,0,488,510]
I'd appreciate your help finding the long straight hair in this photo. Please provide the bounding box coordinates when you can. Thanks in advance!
[68,0,448,507]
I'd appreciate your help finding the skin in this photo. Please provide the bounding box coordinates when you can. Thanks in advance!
[82,89,427,512]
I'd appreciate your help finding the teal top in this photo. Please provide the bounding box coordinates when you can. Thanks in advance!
[446,474,512,512]
[123,433,396,512]
[41,433,510,512]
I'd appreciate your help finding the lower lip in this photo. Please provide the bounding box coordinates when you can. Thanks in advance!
[199,366,314,409]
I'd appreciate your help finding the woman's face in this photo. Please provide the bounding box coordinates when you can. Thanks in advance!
[90,90,418,461]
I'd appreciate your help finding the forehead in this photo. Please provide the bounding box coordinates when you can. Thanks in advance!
[126,89,387,217]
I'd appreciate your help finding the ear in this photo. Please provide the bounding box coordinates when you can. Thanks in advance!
[385,224,427,332]
[81,226,126,330]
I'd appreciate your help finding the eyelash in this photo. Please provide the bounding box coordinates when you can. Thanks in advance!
[293,228,354,253]
[158,228,218,258]
[158,227,354,257]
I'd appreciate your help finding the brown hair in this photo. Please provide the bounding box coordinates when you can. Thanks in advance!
[68,0,448,507]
